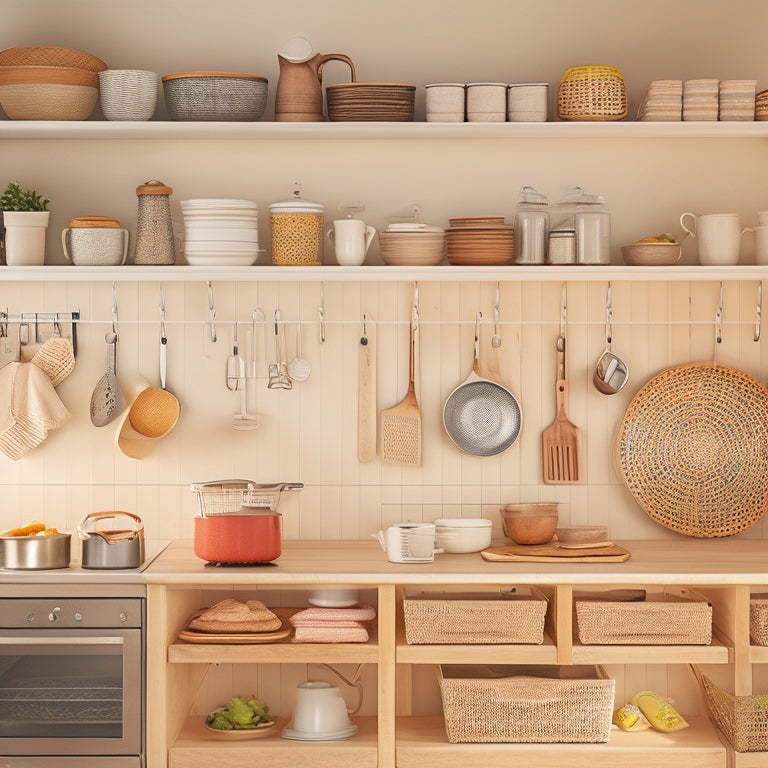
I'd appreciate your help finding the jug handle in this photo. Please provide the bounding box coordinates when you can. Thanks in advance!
[315,53,356,83]
[320,663,365,715]
[373,530,386,551]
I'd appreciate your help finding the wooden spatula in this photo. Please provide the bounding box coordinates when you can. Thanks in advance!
[542,333,580,483]
[381,316,421,466]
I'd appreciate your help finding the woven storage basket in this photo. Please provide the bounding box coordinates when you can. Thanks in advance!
[161,71,267,121]
[99,69,159,121]
[576,588,712,645]
[557,65,627,121]
[0,82,98,120]
[438,664,614,743]
[403,586,547,644]
[616,363,768,538]
[0,45,106,72]
[750,595,768,646]
[694,665,768,752]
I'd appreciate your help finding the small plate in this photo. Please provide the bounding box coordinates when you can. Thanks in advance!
[281,723,358,741]
[205,717,277,739]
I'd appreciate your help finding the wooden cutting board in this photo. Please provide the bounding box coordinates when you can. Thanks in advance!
[481,543,630,563]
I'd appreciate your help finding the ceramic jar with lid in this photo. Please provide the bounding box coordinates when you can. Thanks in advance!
[269,195,325,265]
[551,185,611,265]
[513,185,549,265]
[134,180,175,265]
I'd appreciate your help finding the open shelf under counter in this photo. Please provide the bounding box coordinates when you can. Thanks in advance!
[748,644,768,664]
[5,119,768,141]
[733,751,768,767]
[397,633,557,665]
[572,635,732,665]
[395,715,726,768]
[169,715,378,768]
[4,263,768,284]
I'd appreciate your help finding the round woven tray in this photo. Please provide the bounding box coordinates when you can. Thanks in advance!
[616,363,768,538]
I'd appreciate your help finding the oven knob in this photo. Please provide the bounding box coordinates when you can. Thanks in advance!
[48,606,61,622]
[119,612,127,623]
[26,612,35,623]
[74,612,83,621]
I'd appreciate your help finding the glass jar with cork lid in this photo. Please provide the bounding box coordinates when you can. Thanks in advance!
[269,186,325,265]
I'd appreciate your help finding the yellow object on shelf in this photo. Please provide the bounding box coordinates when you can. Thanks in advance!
[558,65,627,121]
[631,690,690,732]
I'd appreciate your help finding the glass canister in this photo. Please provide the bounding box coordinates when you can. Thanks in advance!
[134,179,175,265]
[551,186,611,265]
[513,185,549,265]
[269,194,325,265]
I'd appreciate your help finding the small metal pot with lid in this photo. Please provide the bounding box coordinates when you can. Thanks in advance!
[270,187,325,265]
[77,511,145,569]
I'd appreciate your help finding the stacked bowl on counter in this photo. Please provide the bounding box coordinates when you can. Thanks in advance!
[378,222,446,265]
[446,216,515,265]
[181,198,261,266]
[0,45,106,120]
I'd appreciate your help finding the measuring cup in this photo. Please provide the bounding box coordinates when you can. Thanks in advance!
[593,284,629,395]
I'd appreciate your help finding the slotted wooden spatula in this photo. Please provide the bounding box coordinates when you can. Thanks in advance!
[381,315,421,466]
[542,333,580,483]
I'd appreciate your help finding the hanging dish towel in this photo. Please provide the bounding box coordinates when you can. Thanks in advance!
[0,362,71,460]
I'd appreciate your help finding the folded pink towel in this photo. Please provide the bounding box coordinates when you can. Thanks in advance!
[292,625,370,643]
[289,604,376,625]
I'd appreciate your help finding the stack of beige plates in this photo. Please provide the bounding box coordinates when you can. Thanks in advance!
[326,82,415,121]
[719,80,757,121]
[683,79,719,121]
[637,80,682,121]
[378,223,445,266]
[446,217,514,265]
[757,89,768,121]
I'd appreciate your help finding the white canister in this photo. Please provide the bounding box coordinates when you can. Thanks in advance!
[514,186,549,265]
[425,83,465,122]
[507,83,549,122]
[466,82,507,122]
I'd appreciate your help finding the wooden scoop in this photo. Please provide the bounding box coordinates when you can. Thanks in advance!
[542,334,580,483]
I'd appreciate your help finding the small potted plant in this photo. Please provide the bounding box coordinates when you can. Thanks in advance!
[0,181,51,266]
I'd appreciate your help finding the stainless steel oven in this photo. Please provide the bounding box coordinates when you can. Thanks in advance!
[0,584,145,768]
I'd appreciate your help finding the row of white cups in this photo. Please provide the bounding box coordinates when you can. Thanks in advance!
[425,82,549,123]
[682,210,768,266]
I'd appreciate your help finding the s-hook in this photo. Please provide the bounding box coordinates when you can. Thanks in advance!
[206,281,217,343]
[755,283,762,342]
[318,284,325,344]
[715,282,724,345]
[492,283,501,348]
[111,282,119,335]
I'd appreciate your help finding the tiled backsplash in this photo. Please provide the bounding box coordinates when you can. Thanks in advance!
[1,277,767,544]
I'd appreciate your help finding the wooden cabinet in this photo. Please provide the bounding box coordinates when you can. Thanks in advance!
[144,540,768,768]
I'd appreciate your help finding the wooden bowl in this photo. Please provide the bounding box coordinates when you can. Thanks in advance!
[621,242,681,266]
[555,526,609,546]
[500,503,558,545]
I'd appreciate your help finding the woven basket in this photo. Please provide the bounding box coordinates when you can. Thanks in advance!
[616,363,768,538]
[161,71,267,121]
[557,65,627,121]
[750,595,768,646]
[99,69,159,121]
[438,664,614,743]
[0,45,106,72]
[403,586,547,644]
[0,82,98,120]
[694,665,768,752]
[576,588,712,645]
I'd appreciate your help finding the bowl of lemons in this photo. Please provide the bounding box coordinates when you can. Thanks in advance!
[621,232,682,266]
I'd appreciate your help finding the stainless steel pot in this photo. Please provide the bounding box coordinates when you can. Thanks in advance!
[77,511,145,569]
[0,532,71,569]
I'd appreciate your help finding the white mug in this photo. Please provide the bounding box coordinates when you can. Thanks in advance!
[680,212,751,266]
[327,219,376,266]
[292,682,354,734]
[375,523,440,563]
[753,226,768,265]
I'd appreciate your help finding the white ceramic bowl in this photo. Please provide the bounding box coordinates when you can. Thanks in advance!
[184,228,259,242]
[434,518,492,553]
[183,241,260,253]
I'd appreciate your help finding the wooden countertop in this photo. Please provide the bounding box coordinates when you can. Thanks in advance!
[142,538,768,586]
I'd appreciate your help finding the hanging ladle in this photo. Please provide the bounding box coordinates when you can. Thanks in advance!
[593,283,629,395]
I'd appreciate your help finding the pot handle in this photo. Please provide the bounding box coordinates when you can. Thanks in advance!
[76,510,144,540]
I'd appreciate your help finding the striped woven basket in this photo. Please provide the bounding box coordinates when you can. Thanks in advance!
[557,65,627,121]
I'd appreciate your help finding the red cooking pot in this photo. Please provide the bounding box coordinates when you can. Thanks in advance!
[194,508,282,564]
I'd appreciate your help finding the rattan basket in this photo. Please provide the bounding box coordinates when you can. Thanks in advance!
[438,664,614,743]
[161,71,267,121]
[575,588,712,645]
[750,595,768,646]
[557,65,627,121]
[616,363,768,538]
[403,586,547,644]
[0,82,98,120]
[0,45,107,72]
[99,69,159,121]
[693,665,768,752]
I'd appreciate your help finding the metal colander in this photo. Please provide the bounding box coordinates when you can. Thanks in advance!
[443,380,521,456]
[190,479,303,515]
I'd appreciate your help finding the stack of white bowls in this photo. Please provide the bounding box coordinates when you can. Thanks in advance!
[181,198,260,266]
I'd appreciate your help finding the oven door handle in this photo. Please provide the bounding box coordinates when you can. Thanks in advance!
[0,636,124,647]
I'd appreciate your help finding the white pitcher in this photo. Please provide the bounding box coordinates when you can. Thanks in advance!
[374,523,440,563]
[328,219,376,266]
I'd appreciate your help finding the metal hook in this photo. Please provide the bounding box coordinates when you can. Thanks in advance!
[159,287,167,340]
[0,310,6,338]
[474,310,482,361]
[318,284,325,344]
[111,282,119,335]
[413,282,419,331]
[361,313,368,345]
[560,283,567,340]
[492,283,501,348]
[605,282,613,346]
[715,282,723,345]
[206,281,217,343]
[755,283,762,342]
